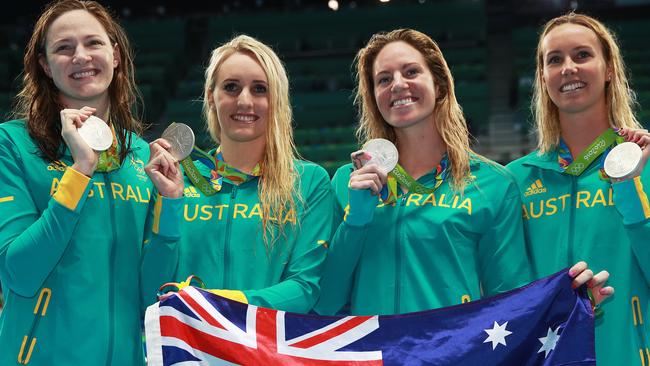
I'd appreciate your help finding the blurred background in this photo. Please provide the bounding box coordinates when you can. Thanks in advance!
[0,0,650,312]
[0,0,649,175]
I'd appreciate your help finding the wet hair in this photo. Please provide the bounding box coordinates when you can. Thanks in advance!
[532,12,641,153]
[13,0,142,162]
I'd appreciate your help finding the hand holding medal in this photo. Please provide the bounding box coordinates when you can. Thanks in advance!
[349,138,395,195]
[60,106,103,176]
[608,128,650,181]
[145,122,195,198]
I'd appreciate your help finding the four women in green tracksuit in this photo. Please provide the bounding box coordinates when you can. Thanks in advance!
[140,35,334,313]
[507,13,648,366]
[1,4,640,363]
[0,0,150,364]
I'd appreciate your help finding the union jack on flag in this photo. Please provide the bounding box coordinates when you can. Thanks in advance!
[145,269,595,365]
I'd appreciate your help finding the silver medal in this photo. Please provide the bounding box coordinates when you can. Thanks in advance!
[161,122,195,161]
[362,138,399,173]
[78,115,113,151]
[604,142,643,179]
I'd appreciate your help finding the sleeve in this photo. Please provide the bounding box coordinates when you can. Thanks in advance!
[478,178,534,297]
[313,166,375,315]
[241,167,335,313]
[612,169,650,285]
[0,136,92,297]
[140,193,185,307]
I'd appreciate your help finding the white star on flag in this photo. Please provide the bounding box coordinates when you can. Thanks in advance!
[483,321,513,350]
[538,326,560,358]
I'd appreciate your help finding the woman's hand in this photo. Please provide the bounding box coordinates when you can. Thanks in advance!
[349,150,388,195]
[569,261,614,306]
[145,138,184,198]
[60,106,100,176]
[616,127,650,173]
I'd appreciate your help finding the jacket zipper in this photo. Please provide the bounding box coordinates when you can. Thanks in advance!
[567,176,577,266]
[223,185,238,286]
[104,173,117,366]
[394,193,408,313]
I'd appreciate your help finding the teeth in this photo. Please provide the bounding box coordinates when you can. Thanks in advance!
[561,82,585,92]
[233,114,256,122]
[72,70,96,79]
[392,97,414,107]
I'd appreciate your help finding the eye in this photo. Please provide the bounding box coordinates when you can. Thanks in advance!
[577,50,591,59]
[376,76,390,86]
[253,83,268,94]
[88,39,105,47]
[406,68,420,77]
[223,82,239,92]
[547,55,561,65]
[54,44,72,52]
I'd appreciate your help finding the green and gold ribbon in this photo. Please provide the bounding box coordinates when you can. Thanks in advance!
[181,146,260,196]
[381,154,449,204]
[558,129,624,176]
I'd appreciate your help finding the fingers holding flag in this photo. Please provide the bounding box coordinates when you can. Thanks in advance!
[568,261,614,306]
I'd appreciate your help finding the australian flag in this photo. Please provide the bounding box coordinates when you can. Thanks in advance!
[144,269,595,365]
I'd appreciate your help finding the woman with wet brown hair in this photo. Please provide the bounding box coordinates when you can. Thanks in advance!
[0,1,150,364]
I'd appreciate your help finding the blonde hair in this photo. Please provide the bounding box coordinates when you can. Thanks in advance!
[533,12,641,153]
[202,35,299,246]
[355,28,474,191]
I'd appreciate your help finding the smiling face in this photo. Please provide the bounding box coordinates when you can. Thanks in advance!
[210,51,269,147]
[541,23,610,118]
[372,41,437,133]
[39,9,119,109]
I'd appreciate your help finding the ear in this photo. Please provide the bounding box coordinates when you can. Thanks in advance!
[207,87,216,109]
[606,65,612,82]
[112,43,120,68]
[39,54,52,78]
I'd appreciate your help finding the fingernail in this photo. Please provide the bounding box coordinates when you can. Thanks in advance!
[612,127,619,132]
[568,269,575,277]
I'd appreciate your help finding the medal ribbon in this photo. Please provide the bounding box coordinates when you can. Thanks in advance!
[558,129,624,176]
[181,146,260,196]
[382,154,449,204]
[157,275,206,297]
[96,124,120,173]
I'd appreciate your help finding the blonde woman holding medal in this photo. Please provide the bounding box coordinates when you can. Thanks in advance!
[314,28,534,316]
[314,28,607,317]
[507,13,648,365]
[0,0,151,365]
[141,35,334,313]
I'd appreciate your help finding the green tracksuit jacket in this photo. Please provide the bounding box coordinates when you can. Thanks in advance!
[507,148,650,366]
[314,158,533,316]
[140,154,334,314]
[0,120,152,365]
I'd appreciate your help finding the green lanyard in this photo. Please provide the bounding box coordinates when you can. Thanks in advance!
[181,146,261,196]
[563,129,622,176]
[391,163,443,194]
[180,147,218,196]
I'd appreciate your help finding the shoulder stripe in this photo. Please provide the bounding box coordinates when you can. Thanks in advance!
[0,196,14,203]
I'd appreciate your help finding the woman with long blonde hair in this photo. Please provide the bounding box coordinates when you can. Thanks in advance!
[507,12,647,365]
[141,35,334,313]
[314,28,536,316]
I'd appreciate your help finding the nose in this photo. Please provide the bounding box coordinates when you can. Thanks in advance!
[72,45,92,65]
[237,88,254,109]
[560,58,577,77]
[390,72,408,93]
